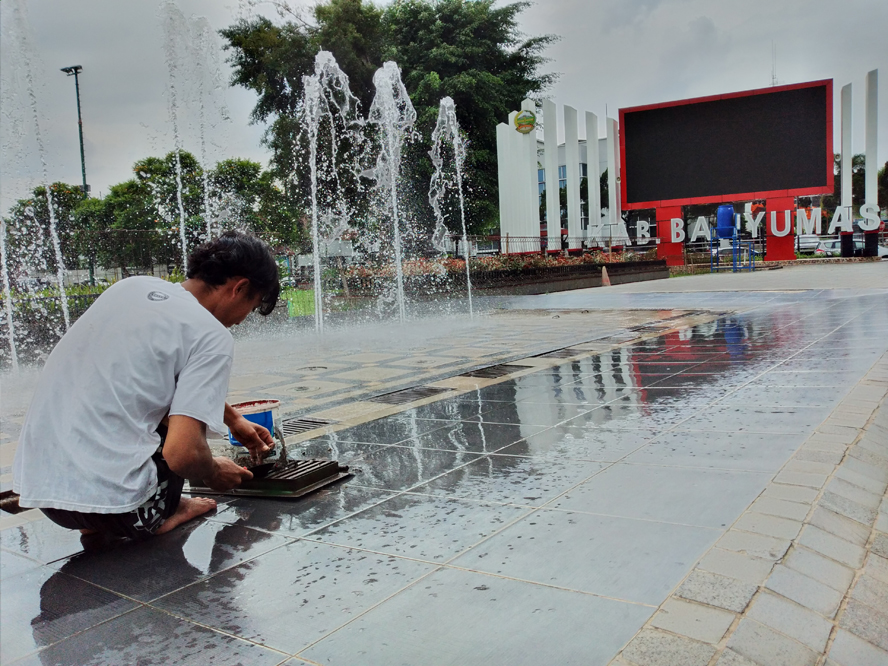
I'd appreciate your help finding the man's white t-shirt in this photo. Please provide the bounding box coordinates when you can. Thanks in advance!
[13,276,234,513]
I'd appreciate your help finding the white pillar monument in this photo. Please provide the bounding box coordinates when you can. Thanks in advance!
[564,105,582,249]
[585,112,602,246]
[543,99,561,251]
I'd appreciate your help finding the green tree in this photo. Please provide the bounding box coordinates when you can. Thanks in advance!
[207,158,306,249]
[381,0,557,234]
[220,0,557,234]
[5,183,87,279]
[314,0,383,111]
[220,17,315,181]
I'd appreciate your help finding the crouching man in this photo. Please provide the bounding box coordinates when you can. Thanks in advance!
[13,231,280,539]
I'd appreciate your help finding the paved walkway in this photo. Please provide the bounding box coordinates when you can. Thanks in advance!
[1,264,887,665]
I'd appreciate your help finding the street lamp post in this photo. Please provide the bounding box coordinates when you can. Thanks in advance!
[60,65,88,197]
[61,65,93,284]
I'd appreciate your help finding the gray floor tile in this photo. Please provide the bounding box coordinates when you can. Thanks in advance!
[46,519,291,602]
[310,493,532,561]
[550,463,770,528]
[634,386,734,406]
[452,509,719,604]
[412,452,605,506]
[300,567,653,666]
[621,627,716,666]
[400,420,546,454]
[828,628,888,666]
[496,425,659,462]
[459,401,592,427]
[1,566,138,664]
[324,414,461,445]
[628,430,806,472]
[153,539,435,655]
[677,405,829,433]
[719,385,846,408]
[0,548,43,581]
[563,404,690,430]
[208,484,396,537]
[14,606,285,666]
[349,445,483,492]
[749,371,861,387]
[1,517,92,565]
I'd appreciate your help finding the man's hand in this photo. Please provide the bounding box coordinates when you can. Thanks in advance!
[227,415,275,461]
[204,457,253,491]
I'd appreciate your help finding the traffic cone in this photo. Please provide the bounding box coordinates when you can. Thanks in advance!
[601,265,611,287]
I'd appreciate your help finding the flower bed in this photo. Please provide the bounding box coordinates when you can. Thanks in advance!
[342,255,667,298]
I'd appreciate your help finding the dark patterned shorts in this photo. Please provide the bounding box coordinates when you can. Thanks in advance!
[42,449,184,540]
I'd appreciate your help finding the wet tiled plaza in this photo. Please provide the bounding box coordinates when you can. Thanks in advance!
[2,265,888,665]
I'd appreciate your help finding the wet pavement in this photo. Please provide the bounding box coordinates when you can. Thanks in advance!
[2,265,888,665]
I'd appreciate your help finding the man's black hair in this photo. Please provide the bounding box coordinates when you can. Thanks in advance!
[187,231,280,316]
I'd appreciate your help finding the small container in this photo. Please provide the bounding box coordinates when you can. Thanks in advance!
[228,399,281,446]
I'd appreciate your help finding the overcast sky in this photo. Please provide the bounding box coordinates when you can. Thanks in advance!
[1,0,885,213]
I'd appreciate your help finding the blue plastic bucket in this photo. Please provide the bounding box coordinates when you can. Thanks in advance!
[228,399,280,446]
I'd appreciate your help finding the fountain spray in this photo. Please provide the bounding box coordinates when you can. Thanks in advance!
[367,62,416,324]
[10,0,70,331]
[300,52,361,333]
[429,97,473,318]
[0,220,19,371]
[162,0,189,271]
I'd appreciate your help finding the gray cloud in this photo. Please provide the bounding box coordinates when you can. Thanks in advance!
[1,0,886,214]
[602,0,669,31]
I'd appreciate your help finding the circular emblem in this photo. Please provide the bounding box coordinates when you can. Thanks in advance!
[514,110,536,134]
[147,291,170,302]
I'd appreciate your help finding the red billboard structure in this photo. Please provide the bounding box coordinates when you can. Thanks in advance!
[619,80,833,264]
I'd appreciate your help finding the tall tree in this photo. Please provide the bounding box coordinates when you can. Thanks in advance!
[4,183,86,279]
[220,0,557,234]
[381,0,557,233]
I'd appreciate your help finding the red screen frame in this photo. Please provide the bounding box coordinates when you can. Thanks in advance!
[619,79,834,210]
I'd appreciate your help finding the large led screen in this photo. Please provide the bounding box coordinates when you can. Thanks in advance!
[620,80,832,208]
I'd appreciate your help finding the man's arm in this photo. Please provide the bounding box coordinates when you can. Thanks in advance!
[163,414,252,490]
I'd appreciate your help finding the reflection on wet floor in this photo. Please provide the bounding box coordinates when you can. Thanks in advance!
[2,293,887,665]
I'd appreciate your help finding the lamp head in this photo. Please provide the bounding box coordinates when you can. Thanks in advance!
[60,65,82,75]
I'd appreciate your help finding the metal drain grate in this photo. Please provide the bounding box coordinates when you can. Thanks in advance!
[280,417,336,437]
[367,386,453,405]
[535,347,586,359]
[189,459,352,499]
[460,364,530,379]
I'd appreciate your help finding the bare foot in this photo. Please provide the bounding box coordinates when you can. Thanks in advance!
[154,497,217,535]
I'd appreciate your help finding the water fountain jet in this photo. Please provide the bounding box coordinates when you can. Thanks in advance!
[367,62,416,324]
[429,97,473,318]
[300,51,362,333]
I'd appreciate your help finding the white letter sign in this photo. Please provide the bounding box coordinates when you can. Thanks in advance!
[827,206,853,234]
[796,207,822,235]
[670,218,686,243]
[636,219,650,244]
[744,211,765,237]
[770,210,792,237]
[859,202,881,231]
[689,216,710,242]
